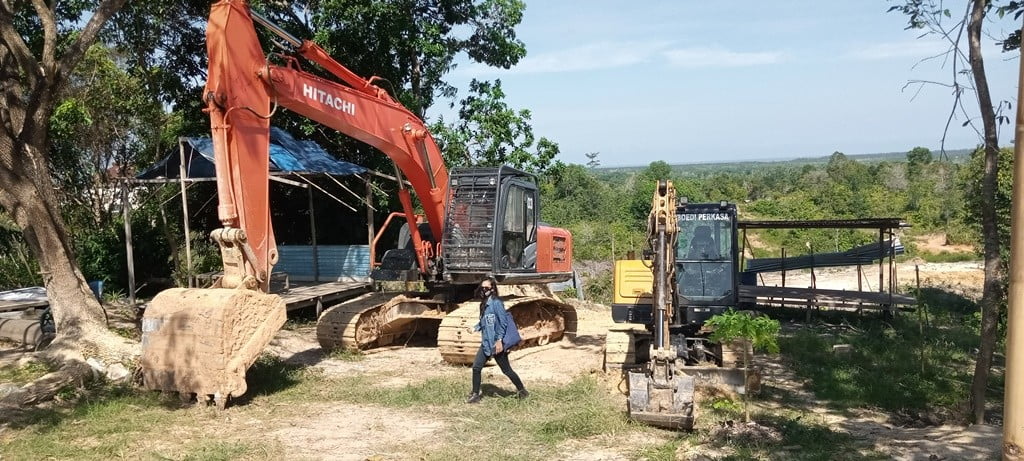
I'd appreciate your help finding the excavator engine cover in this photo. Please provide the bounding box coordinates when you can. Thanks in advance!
[140,288,286,407]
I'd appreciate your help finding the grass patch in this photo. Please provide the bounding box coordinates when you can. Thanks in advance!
[915,250,977,263]
[0,360,52,384]
[362,375,644,460]
[635,438,686,461]
[777,288,979,413]
[176,439,281,461]
[320,374,466,407]
[0,382,283,461]
[327,347,365,362]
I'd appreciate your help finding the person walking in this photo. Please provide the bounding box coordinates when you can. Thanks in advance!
[466,277,528,404]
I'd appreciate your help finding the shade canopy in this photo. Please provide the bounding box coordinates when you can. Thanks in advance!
[137,127,366,179]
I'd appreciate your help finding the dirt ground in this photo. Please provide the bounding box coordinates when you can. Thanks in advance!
[263,277,1001,460]
[757,261,985,300]
[0,254,1002,460]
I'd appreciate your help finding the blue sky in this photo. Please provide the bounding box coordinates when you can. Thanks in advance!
[440,1,1022,167]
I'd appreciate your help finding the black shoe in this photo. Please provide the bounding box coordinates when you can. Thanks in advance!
[516,389,529,399]
[466,392,482,404]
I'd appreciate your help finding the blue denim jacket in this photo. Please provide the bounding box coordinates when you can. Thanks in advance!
[473,296,508,357]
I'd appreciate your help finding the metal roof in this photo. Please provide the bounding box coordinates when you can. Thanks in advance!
[738,218,910,230]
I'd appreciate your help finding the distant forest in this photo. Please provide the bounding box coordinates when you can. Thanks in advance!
[539,147,998,266]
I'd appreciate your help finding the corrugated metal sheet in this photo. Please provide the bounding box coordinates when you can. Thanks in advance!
[745,238,904,273]
[275,245,371,281]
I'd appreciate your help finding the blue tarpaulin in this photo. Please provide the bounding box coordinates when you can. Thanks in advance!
[137,127,366,179]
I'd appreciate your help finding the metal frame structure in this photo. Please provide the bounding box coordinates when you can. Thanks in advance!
[737,218,912,316]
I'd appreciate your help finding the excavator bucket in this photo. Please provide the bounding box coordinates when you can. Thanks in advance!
[627,371,696,430]
[140,287,286,408]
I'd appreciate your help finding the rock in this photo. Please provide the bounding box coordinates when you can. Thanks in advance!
[0,382,21,399]
[85,357,106,380]
[832,344,853,356]
[105,363,131,383]
[15,356,39,368]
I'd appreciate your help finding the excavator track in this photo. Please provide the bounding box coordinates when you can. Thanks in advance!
[437,295,578,364]
[315,285,577,364]
[316,292,446,351]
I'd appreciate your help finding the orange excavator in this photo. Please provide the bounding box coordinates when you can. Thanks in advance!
[140,0,576,406]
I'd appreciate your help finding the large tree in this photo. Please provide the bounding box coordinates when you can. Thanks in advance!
[890,0,1014,423]
[431,78,560,173]
[0,0,135,401]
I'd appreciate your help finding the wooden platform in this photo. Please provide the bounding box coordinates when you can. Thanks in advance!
[0,299,47,313]
[739,284,916,310]
[276,281,370,312]
[0,287,49,313]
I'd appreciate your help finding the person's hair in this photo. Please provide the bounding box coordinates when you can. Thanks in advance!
[478,276,500,317]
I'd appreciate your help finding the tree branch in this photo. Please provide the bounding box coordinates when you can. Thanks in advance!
[0,2,42,85]
[56,0,128,85]
[29,0,56,79]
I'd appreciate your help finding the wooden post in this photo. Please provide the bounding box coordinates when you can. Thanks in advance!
[857,263,863,314]
[178,139,194,288]
[740,227,748,272]
[308,184,319,283]
[878,228,884,295]
[916,265,927,327]
[889,229,896,314]
[917,263,926,373]
[121,184,137,307]
[808,243,816,319]
[366,178,375,275]
[781,247,786,288]
[1004,30,1024,456]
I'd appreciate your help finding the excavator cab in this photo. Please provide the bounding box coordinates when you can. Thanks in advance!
[676,201,739,326]
[441,166,571,285]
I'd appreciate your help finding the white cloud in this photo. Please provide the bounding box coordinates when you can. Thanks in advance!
[662,47,785,68]
[843,40,950,61]
[460,40,673,75]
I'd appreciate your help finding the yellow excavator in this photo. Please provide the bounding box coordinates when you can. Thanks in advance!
[605,180,752,429]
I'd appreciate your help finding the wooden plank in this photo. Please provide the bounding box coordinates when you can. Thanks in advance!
[740,285,916,305]
[278,281,370,312]
[0,299,48,313]
[739,284,916,311]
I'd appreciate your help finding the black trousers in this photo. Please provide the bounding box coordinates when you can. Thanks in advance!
[471,345,525,394]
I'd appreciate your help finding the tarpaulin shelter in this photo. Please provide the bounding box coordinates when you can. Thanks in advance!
[137,128,366,179]
[123,128,391,304]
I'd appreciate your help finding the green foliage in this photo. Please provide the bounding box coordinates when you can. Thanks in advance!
[705,310,781,354]
[0,361,52,385]
[709,397,744,415]
[431,79,560,174]
[328,348,366,362]
[960,147,1012,251]
[906,146,933,174]
[779,291,980,412]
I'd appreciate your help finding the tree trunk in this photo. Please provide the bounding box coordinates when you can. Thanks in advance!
[966,0,1003,425]
[0,133,136,366]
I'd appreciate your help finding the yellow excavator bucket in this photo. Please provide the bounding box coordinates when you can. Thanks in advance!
[140,287,286,407]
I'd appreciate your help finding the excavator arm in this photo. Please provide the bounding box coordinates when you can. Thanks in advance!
[209,3,449,277]
[203,1,276,291]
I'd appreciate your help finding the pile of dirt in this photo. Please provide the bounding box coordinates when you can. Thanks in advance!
[708,420,783,445]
